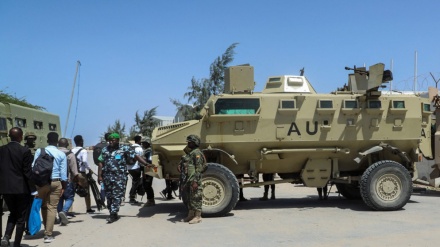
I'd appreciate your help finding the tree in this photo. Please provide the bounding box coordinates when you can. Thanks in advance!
[128,106,160,139]
[171,43,238,121]
[106,119,127,142]
[0,89,45,110]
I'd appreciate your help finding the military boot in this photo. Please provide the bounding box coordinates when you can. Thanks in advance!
[259,192,268,201]
[143,199,155,207]
[270,190,275,200]
[181,210,194,222]
[189,210,202,224]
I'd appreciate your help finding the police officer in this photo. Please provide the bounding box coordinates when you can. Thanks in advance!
[97,133,149,223]
[179,135,206,224]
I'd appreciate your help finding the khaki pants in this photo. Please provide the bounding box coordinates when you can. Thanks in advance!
[78,173,92,210]
[37,181,62,237]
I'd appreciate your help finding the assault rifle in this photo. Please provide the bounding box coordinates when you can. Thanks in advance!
[178,155,188,199]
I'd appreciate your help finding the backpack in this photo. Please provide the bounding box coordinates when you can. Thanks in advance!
[124,145,137,166]
[31,148,54,186]
[93,142,107,165]
[74,148,84,172]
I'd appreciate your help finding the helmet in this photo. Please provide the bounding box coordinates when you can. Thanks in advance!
[24,132,36,140]
[186,135,200,146]
[141,136,151,144]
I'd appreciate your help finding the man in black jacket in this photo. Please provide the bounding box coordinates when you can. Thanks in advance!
[0,127,36,247]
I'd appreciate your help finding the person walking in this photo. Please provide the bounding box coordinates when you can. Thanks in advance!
[32,132,68,243]
[0,127,36,247]
[72,135,95,214]
[93,133,110,207]
[97,133,149,223]
[22,131,37,235]
[57,138,79,225]
[179,135,206,224]
[127,136,143,204]
[141,137,155,206]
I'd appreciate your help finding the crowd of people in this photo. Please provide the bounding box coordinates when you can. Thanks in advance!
[0,127,205,246]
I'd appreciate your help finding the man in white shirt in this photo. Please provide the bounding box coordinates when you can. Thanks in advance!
[127,136,144,204]
[72,135,95,214]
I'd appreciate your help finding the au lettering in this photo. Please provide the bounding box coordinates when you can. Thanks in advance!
[287,121,318,136]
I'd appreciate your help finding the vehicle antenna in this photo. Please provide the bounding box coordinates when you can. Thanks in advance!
[64,60,81,137]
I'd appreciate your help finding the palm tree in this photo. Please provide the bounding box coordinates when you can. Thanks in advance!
[172,43,238,120]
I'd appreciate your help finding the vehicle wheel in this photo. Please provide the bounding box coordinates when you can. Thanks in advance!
[335,183,361,199]
[360,160,412,211]
[201,163,239,217]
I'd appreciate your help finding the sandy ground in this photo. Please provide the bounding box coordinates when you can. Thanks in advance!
[3,151,440,247]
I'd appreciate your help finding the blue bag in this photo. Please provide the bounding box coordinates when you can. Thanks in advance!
[28,198,42,235]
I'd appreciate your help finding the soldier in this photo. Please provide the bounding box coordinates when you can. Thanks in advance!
[179,135,206,224]
[22,132,37,235]
[259,173,275,201]
[317,185,328,200]
[23,132,37,157]
[97,133,149,223]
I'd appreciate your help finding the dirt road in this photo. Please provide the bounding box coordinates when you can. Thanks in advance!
[3,152,440,247]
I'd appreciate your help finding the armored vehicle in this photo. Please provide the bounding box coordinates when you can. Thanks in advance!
[0,102,62,149]
[148,63,433,217]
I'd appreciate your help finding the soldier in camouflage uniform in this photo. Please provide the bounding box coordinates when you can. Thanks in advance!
[97,133,149,223]
[179,135,206,224]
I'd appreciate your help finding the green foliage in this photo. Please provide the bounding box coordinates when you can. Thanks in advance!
[106,119,127,142]
[0,89,46,110]
[129,106,160,140]
[171,43,238,121]
[104,43,238,141]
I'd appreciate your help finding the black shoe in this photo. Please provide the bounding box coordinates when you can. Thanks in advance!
[86,209,95,214]
[166,196,175,200]
[259,196,268,201]
[1,236,10,247]
[129,199,139,204]
[107,213,119,223]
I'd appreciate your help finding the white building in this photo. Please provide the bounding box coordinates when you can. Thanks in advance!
[152,116,174,126]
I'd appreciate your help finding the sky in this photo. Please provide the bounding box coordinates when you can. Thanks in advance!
[1,1,439,146]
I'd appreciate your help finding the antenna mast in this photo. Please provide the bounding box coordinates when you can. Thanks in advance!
[64,60,81,137]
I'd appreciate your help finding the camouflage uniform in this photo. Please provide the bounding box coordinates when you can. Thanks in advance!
[183,146,206,211]
[98,145,134,214]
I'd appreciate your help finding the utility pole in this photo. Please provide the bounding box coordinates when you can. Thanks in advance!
[64,60,81,137]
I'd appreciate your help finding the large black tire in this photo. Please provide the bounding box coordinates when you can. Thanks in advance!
[201,163,239,217]
[360,160,412,211]
[335,183,361,200]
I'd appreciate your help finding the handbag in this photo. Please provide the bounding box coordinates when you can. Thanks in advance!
[28,198,42,236]
[75,184,89,197]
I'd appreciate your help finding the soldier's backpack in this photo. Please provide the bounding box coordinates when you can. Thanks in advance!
[31,148,54,186]
[93,142,107,165]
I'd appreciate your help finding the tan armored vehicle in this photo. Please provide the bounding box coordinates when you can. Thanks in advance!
[149,63,433,216]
